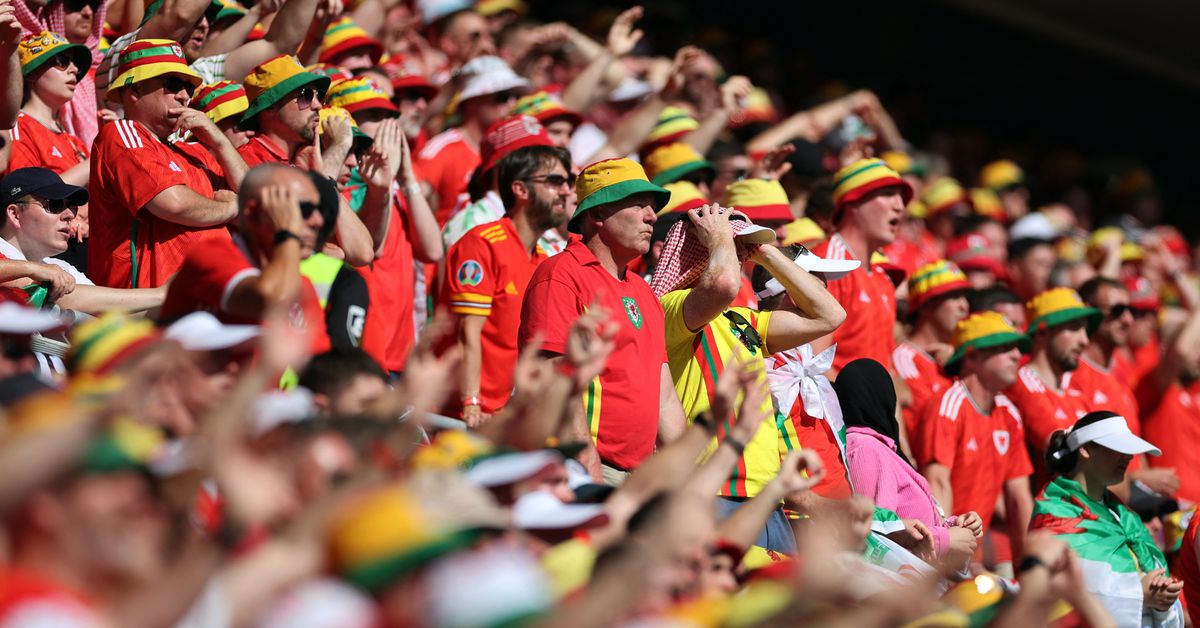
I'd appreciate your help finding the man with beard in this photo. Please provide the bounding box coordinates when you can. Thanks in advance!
[809,158,911,377]
[1072,277,1180,497]
[916,311,1033,566]
[237,56,374,267]
[88,39,247,289]
[1004,288,1099,475]
[438,140,572,425]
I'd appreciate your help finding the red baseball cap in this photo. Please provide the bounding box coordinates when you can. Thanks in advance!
[479,115,555,174]
[946,233,1005,278]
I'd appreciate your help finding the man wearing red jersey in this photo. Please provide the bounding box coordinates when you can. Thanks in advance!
[439,142,571,425]
[416,55,528,225]
[160,163,330,353]
[810,157,910,377]
[88,39,247,289]
[893,260,969,435]
[1141,306,1200,503]
[1073,277,1180,496]
[917,311,1034,564]
[1004,288,1097,472]
[519,158,686,484]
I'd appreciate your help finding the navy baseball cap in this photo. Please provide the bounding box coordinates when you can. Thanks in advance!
[0,167,88,208]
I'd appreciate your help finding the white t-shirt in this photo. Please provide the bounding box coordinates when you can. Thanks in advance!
[0,238,94,286]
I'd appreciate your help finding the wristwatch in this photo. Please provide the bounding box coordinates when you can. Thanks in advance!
[1017,555,1045,574]
[273,230,301,246]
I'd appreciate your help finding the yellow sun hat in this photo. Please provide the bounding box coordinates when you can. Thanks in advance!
[779,217,825,246]
[723,178,791,222]
[571,158,670,233]
[831,158,913,211]
[1025,287,1102,335]
[19,31,91,79]
[907,260,971,312]
[921,176,970,217]
[241,55,331,123]
[643,142,714,187]
[944,311,1030,375]
[980,159,1025,192]
[658,180,708,215]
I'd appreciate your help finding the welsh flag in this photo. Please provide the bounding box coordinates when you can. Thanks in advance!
[1031,477,1183,627]
[864,507,938,583]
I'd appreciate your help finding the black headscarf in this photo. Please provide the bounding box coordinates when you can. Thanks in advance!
[834,358,910,466]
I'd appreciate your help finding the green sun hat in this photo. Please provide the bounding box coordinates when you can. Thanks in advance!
[241,55,331,124]
[569,158,671,233]
[19,32,92,79]
[643,142,715,187]
[1024,287,1103,335]
[944,311,1031,376]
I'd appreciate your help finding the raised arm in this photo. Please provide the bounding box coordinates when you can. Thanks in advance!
[224,184,305,317]
[684,76,751,157]
[559,6,640,114]
[755,245,847,353]
[221,0,322,82]
[717,449,823,551]
[0,0,21,129]
[679,205,740,331]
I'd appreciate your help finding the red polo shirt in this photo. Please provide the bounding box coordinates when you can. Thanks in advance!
[237,135,292,168]
[88,119,233,288]
[519,239,666,470]
[9,112,89,173]
[893,341,952,436]
[915,380,1032,523]
[438,217,545,414]
[811,234,896,373]
[159,236,330,353]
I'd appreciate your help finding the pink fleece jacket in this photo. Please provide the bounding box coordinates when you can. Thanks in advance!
[844,426,953,555]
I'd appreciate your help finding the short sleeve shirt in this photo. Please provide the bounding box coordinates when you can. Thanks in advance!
[438,217,545,414]
[88,119,232,288]
[9,112,89,173]
[915,380,1033,523]
[519,239,666,470]
[893,341,952,436]
[159,236,330,353]
[1005,365,1089,466]
[414,128,479,226]
[1143,381,1200,503]
[661,289,778,497]
[237,135,291,168]
[0,239,93,286]
[354,177,417,373]
[1070,357,1142,436]
[811,234,896,373]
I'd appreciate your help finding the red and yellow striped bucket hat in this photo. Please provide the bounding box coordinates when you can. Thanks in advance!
[326,76,398,116]
[907,259,970,312]
[108,38,202,102]
[192,80,248,125]
[318,17,383,65]
[831,157,913,211]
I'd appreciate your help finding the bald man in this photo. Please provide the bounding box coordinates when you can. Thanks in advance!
[159,163,332,352]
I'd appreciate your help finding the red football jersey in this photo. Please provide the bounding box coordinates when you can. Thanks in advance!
[811,234,897,373]
[893,341,952,437]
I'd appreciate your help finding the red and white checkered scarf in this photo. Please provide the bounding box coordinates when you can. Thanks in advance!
[649,217,756,297]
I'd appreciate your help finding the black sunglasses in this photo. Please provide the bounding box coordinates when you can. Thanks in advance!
[491,90,520,104]
[47,53,79,72]
[723,311,763,355]
[393,88,429,104]
[298,201,320,219]
[64,0,99,12]
[1106,304,1136,320]
[524,173,575,189]
[162,76,195,97]
[18,197,70,214]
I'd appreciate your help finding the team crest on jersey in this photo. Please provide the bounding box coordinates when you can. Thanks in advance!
[622,297,643,330]
[457,260,484,286]
[993,430,1010,455]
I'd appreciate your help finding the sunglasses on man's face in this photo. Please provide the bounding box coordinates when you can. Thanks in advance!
[524,173,575,189]
[291,86,321,109]
[64,0,99,13]
[393,88,428,104]
[491,90,520,105]
[159,76,195,98]
[18,197,70,214]
[298,201,320,219]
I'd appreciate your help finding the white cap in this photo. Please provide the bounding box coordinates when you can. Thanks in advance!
[253,577,380,628]
[417,0,472,25]
[0,302,64,334]
[425,547,551,627]
[1058,416,1161,458]
[756,246,861,299]
[1009,212,1060,241]
[458,56,530,101]
[734,224,776,245]
[465,450,562,488]
[251,388,316,436]
[512,490,609,530]
[608,76,655,102]
[165,312,259,352]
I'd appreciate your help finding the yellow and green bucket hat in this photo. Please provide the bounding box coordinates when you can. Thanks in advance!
[921,176,970,217]
[19,32,91,78]
[570,158,671,233]
[658,180,708,215]
[1025,287,1102,335]
[970,187,1005,221]
[241,55,331,123]
[318,106,372,148]
[107,38,202,102]
[643,142,714,187]
[645,106,698,148]
[192,80,248,125]
[945,311,1031,375]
